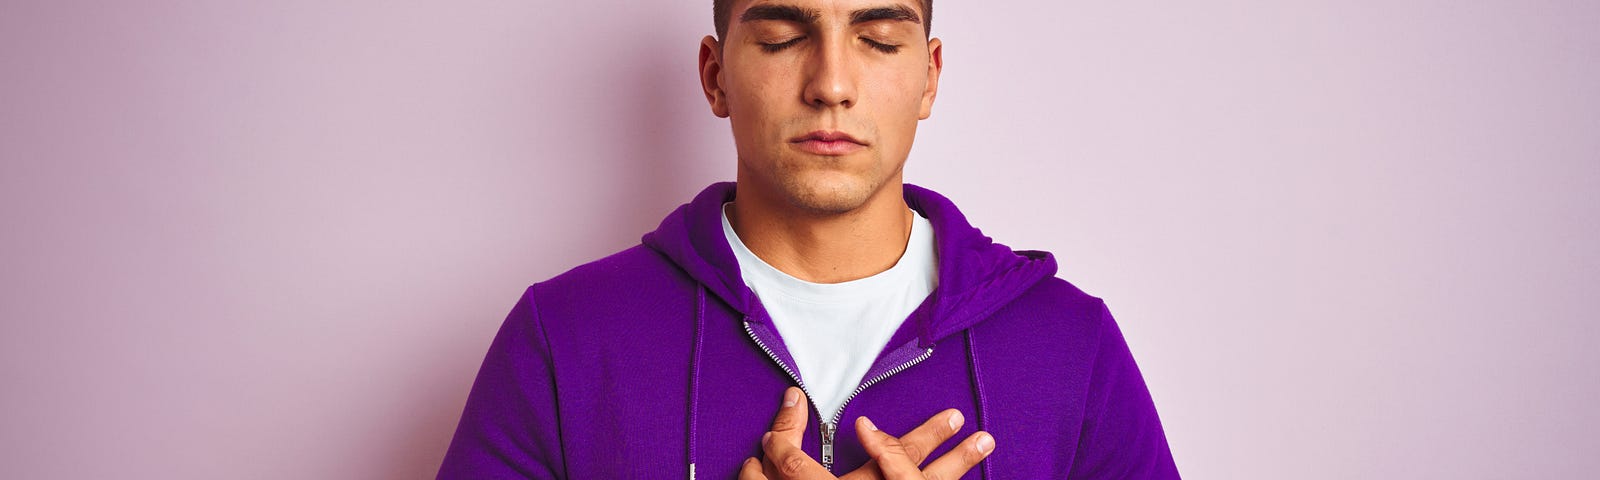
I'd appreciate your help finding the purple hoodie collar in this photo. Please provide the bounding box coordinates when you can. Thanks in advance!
[642,182,1056,346]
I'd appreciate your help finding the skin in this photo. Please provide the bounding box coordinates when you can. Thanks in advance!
[698,0,944,284]
[698,1,988,477]
[738,387,995,480]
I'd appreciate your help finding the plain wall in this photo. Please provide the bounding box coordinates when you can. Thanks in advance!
[2,1,1596,478]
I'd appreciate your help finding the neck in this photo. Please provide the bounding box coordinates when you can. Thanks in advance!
[728,180,914,284]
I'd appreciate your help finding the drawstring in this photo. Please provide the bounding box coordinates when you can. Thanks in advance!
[964,329,992,480]
[687,285,707,480]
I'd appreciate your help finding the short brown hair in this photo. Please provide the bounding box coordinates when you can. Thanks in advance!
[713,1,933,41]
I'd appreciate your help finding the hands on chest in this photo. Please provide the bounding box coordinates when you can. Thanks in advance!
[739,387,996,480]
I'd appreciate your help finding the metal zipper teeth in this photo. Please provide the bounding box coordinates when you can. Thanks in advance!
[827,347,935,426]
[743,319,839,469]
[743,319,937,473]
[742,320,812,397]
[819,346,934,473]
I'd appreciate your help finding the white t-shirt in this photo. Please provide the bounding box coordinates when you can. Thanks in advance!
[721,203,938,423]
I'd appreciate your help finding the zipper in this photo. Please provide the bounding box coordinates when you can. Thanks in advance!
[742,320,812,401]
[819,422,836,470]
[829,346,936,427]
[742,319,936,473]
[819,346,934,472]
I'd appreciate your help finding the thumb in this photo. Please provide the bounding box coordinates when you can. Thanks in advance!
[769,386,810,445]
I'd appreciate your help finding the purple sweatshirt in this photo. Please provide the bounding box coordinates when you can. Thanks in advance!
[438,182,1179,479]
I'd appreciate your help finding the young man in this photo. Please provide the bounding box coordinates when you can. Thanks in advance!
[438,0,1179,478]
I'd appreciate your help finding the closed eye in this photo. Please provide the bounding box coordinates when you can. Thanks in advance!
[862,38,901,54]
[760,37,806,52]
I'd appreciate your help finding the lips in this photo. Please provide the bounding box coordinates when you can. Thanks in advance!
[790,130,867,156]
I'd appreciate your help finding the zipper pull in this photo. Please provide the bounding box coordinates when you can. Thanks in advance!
[820,421,837,472]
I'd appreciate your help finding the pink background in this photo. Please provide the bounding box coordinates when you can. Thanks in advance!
[3,1,1597,478]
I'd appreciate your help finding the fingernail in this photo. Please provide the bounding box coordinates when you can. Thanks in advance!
[783,388,798,408]
[975,433,994,455]
[861,416,878,431]
[948,410,964,431]
[762,432,772,444]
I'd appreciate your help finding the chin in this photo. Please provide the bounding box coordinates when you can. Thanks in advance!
[777,171,882,215]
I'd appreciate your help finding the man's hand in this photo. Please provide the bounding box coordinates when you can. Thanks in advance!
[737,387,996,479]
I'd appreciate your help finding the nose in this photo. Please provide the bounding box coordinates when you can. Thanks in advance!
[802,37,858,109]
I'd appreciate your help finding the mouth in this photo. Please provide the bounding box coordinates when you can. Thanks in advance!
[789,130,868,156]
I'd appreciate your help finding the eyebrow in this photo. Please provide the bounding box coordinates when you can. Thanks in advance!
[849,5,921,25]
[738,3,922,26]
[739,4,820,24]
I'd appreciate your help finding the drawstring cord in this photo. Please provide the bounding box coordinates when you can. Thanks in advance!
[965,328,992,480]
[687,285,707,480]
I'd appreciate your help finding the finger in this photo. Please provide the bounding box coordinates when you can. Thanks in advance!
[762,431,833,479]
[920,431,995,480]
[855,416,922,478]
[762,452,780,480]
[769,386,810,446]
[838,459,886,480]
[738,457,770,480]
[846,410,964,479]
[892,408,964,467]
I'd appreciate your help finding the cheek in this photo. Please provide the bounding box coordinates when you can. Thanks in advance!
[723,69,779,145]
[726,57,796,113]
[866,66,928,125]
[874,63,928,108]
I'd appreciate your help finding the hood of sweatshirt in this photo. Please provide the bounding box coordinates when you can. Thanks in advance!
[642,181,1057,348]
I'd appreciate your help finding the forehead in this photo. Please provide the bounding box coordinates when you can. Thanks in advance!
[731,0,925,20]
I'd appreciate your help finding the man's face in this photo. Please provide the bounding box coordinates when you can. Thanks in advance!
[700,0,942,214]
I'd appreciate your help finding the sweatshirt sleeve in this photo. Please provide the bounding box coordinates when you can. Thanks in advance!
[437,287,566,479]
[1066,302,1181,479]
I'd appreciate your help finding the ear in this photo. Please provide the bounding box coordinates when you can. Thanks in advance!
[918,37,943,120]
[699,35,731,118]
